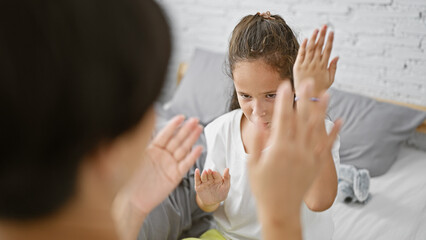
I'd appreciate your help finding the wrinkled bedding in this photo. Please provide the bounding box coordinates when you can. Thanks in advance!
[332,145,426,240]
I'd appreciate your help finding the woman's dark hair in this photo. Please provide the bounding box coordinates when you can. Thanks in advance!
[228,12,299,110]
[0,0,171,220]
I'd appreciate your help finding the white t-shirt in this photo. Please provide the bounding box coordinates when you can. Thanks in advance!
[204,109,340,240]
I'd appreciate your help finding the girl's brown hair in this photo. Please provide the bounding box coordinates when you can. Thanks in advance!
[228,12,299,110]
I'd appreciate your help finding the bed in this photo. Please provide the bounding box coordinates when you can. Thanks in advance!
[332,144,426,239]
[153,48,426,240]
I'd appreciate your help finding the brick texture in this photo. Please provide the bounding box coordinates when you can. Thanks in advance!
[156,0,426,106]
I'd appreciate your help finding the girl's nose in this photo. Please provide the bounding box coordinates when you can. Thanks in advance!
[252,101,266,117]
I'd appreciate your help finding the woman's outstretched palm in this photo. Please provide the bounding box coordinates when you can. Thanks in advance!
[126,116,204,215]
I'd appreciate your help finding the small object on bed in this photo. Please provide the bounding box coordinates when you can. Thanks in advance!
[338,164,371,204]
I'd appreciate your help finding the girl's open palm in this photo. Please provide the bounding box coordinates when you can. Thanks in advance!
[194,168,231,205]
[293,25,338,96]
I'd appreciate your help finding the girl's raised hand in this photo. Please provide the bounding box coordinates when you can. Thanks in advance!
[293,25,338,97]
[194,168,231,206]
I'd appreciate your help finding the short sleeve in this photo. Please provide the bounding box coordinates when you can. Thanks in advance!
[203,119,227,172]
[325,120,341,179]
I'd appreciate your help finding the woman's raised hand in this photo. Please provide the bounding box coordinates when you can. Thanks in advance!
[247,81,341,239]
[293,25,338,97]
[119,116,203,216]
[113,115,204,240]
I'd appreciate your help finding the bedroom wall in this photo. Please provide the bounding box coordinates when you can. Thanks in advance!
[156,0,426,107]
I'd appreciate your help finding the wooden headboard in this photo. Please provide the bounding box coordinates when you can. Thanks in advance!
[373,98,426,134]
[176,62,426,134]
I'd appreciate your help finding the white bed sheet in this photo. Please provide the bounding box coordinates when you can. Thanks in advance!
[332,144,426,240]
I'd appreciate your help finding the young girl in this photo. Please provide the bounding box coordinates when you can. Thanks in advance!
[194,12,340,240]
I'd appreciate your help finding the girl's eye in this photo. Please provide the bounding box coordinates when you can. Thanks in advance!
[266,94,276,99]
[240,94,251,99]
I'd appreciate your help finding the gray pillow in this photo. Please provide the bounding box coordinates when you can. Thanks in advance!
[328,88,426,177]
[165,48,233,126]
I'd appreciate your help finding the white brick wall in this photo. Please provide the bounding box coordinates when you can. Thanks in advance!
[156,0,426,106]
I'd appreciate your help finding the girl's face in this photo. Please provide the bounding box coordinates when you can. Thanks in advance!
[233,59,291,129]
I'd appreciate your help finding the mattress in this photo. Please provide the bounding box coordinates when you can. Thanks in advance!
[332,144,426,240]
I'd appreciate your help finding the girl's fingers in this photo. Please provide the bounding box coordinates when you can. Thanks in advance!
[207,169,213,181]
[321,31,334,67]
[201,169,208,182]
[305,29,319,62]
[212,171,222,183]
[328,57,339,86]
[223,168,231,188]
[194,168,202,186]
[178,145,203,177]
[166,118,199,154]
[295,38,308,66]
[173,124,203,161]
[315,25,327,60]
[152,115,185,148]
[223,168,230,181]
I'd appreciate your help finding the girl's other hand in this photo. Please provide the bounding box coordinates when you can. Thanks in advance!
[293,25,339,97]
[194,168,231,206]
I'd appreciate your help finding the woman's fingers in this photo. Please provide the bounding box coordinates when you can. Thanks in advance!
[166,118,199,154]
[321,31,334,67]
[296,80,315,121]
[178,145,203,177]
[272,82,295,141]
[309,93,331,156]
[249,83,295,167]
[152,115,185,148]
[247,121,266,168]
[173,124,203,161]
[314,92,329,131]
[247,103,270,167]
[296,82,317,145]
[326,119,343,151]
